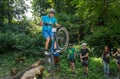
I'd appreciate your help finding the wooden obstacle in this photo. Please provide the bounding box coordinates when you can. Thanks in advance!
[1,59,44,79]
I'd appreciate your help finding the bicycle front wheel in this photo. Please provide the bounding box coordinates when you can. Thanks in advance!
[57,27,69,52]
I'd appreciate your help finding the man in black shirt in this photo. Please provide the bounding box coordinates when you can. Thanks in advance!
[80,43,89,76]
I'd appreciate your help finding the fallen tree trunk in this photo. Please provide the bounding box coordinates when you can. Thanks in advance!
[20,66,44,79]
[1,59,44,79]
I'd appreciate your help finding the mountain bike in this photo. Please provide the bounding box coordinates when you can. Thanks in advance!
[45,26,69,71]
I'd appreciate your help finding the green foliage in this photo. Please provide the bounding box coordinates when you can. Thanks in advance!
[0,0,27,25]
[85,26,120,56]
[32,0,51,17]
[32,0,120,56]
[0,20,45,57]
[0,31,44,56]
[56,13,83,43]
[71,0,120,56]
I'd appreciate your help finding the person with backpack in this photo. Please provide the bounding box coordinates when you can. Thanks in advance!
[67,44,76,74]
[80,43,89,76]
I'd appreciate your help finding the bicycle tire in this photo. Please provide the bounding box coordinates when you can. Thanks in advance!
[45,54,54,71]
[56,27,69,52]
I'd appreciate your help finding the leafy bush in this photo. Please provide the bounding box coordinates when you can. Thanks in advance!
[85,26,120,56]
[0,32,16,53]
[0,30,45,57]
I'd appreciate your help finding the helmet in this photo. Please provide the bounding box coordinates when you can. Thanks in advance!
[49,8,55,14]
[82,43,86,46]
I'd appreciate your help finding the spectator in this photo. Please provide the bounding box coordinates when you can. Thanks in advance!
[80,43,89,76]
[67,44,76,74]
[112,48,120,73]
[102,46,110,76]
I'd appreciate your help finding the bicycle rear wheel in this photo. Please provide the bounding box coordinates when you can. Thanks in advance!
[45,54,54,71]
[57,27,69,52]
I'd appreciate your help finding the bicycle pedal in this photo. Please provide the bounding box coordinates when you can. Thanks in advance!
[56,50,60,52]
[53,52,57,54]
[45,52,51,55]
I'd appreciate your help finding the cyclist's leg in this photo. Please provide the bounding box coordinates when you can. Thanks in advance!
[53,32,60,51]
[50,31,59,52]
[45,38,50,50]
[54,41,57,49]
[52,32,57,50]
[42,31,51,52]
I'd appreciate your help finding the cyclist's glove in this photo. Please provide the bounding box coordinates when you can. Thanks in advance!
[57,25,63,29]
[44,23,53,26]
[44,23,49,26]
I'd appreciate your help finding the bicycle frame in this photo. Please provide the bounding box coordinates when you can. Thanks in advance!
[50,28,58,53]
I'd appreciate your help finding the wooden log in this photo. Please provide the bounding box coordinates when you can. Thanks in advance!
[1,59,44,79]
[20,66,44,79]
[10,68,17,76]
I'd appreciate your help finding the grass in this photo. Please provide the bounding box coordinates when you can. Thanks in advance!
[0,52,118,79]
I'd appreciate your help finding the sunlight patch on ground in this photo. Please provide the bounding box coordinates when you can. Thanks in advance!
[91,57,102,62]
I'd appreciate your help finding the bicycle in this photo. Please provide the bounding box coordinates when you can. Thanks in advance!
[45,26,69,71]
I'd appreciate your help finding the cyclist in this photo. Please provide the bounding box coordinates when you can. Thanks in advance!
[40,8,61,55]
[80,43,89,76]
[67,44,76,74]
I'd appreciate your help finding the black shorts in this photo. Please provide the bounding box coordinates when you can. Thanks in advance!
[82,59,88,67]
[69,58,75,63]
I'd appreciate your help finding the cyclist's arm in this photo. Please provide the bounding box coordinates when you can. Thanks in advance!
[40,16,44,26]
[40,21,44,26]
[55,23,61,27]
